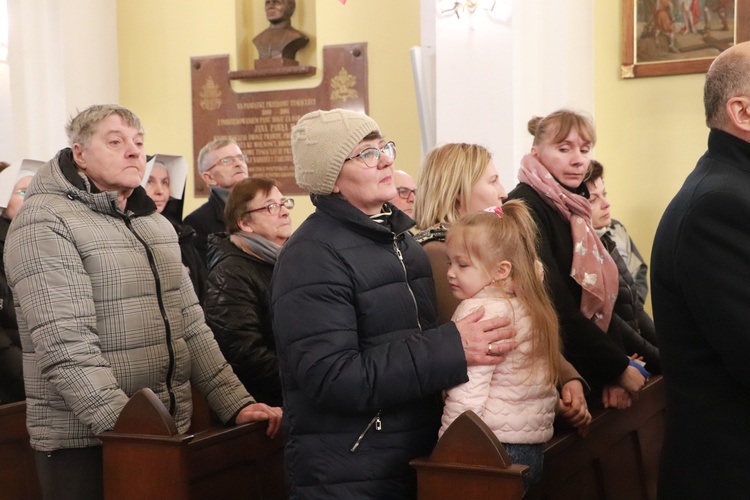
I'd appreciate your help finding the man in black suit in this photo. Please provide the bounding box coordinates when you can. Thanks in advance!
[184,139,249,265]
[652,40,750,500]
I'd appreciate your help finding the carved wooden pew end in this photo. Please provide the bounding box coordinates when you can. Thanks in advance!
[99,388,285,500]
[413,376,665,500]
[410,411,528,500]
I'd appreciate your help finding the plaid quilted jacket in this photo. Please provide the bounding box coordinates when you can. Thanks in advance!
[4,148,253,452]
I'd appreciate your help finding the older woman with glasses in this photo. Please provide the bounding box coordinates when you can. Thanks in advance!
[271,109,514,499]
[203,177,293,407]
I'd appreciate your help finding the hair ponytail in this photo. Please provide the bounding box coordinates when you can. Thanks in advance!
[501,201,560,385]
[448,201,561,385]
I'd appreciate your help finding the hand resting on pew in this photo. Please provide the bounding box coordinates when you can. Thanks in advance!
[236,403,283,437]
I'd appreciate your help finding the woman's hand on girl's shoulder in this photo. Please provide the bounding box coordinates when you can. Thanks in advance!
[454,306,516,366]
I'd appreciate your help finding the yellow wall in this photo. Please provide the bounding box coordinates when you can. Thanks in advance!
[119,1,711,305]
[595,3,709,308]
[116,0,422,220]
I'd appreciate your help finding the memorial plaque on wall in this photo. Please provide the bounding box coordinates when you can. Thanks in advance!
[191,43,369,196]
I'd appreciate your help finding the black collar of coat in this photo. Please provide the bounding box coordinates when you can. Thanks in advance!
[58,148,156,216]
[707,128,750,171]
[564,177,590,198]
[310,193,416,240]
[0,216,9,246]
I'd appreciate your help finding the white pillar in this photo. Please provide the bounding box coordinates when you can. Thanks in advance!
[7,0,119,165]
[419,0,595,190]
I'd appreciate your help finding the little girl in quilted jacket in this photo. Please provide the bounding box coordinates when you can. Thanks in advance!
[438,201,564,491]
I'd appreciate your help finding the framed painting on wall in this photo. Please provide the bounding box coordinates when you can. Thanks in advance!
[622,0,750,78]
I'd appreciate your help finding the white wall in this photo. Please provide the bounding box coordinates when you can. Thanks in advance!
[512,1,595,183]
[0,0,11,163]
[419,0,595,191]
[0,62,10,164]
[6,0,119,166]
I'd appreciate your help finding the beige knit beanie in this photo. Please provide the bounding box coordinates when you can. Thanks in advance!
[291,109,380,195]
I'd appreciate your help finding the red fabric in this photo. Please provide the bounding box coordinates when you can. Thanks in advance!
[691,0,700,22]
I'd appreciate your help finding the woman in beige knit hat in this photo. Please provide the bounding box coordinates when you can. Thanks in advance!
[271,108,515,499]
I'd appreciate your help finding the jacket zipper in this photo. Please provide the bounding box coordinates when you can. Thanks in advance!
[350,410,382,452]
[119,204,177,415]
[392,234,422,331]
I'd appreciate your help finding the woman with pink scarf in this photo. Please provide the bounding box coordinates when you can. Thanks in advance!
[507,110,646,410]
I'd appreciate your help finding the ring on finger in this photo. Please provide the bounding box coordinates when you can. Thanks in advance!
[487,343,494,356]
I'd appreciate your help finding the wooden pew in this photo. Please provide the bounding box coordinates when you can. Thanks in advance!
[0,401,41,500]
[412,375,665,500]
[411,410,528,499]
[98,389,286,500]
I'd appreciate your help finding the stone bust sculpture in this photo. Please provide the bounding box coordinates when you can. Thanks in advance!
[253,0,310,68]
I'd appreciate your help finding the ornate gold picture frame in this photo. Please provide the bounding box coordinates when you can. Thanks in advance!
[622,0,750,78]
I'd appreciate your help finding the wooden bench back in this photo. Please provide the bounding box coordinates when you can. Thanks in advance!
[412,376,665,500]
[98,389,286,500]
[0,401,42,500]
[3,375,665,500]
[411,411,527,499]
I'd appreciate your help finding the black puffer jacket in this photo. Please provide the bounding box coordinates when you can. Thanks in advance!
[204,233,281,406]
[173,221,207,306]
[0,216,25,403]
[160,197,208,306]
[272,195,468,499]
[183,190,226,267]
[601,234,661,374]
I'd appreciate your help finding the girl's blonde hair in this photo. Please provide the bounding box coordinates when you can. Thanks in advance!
[413,143,492,230]
[446,200,560,385]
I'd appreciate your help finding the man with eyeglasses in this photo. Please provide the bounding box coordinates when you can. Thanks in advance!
[390,169,417,218]
[184,138,250,266]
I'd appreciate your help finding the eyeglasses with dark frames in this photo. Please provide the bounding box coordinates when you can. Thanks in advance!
[206,154,249,172]
[244,198,295,216]
[345,141,396,168]
[395,187,416,199]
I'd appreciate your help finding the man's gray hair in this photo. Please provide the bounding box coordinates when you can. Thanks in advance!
[705,51,750,129]
[197,138,240,174]
[66,104,144,147]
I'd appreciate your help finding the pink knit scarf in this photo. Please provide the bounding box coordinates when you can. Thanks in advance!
[518,154,617,332]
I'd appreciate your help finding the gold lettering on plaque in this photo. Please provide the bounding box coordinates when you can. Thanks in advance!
[330,68,358,102]
[200,76,223,111]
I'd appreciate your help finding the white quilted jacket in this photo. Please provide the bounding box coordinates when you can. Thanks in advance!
[439,288,558,444]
